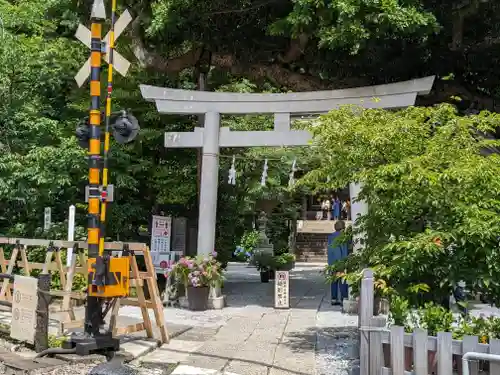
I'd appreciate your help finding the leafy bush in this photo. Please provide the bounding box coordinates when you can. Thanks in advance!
[388,295,410,327]
[412,302,454,336]
[273,253,295,269]
[233,230,260,262]
[250,251,274,272]
[304,105,500,305]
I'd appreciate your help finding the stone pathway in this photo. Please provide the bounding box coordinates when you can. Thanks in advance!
[315,301,359,375]
[0,262,361,374]
[138,263,360,375]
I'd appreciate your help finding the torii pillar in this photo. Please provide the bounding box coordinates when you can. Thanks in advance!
[140,76,435,256]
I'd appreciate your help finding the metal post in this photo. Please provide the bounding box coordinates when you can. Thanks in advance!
[35,274,51,353]
[99,0,117,256]
[85,3,105,336]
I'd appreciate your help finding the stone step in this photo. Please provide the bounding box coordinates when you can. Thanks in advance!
[297,252,327,259]
[296,233,330,239]
[297,256,328,266]
[296,251,327,257]
[295,242,328,247]
[295,247,328,253]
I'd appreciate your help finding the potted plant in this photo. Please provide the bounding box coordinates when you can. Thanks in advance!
[234,230,260,264]
[274,253,296,271]
[374,278,392,316]
[169,252,224,311]
[251,251,273,283]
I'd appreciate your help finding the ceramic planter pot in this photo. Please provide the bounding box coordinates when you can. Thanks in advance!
[260,270,270,283]
[187,286,209,311]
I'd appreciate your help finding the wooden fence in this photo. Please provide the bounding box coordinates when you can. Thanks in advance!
[359,269,500,375]
[0,237,170,344]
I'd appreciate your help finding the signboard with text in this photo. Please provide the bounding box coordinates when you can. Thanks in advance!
[274,271,290,309]
[44,207,51,231]
[150,215,172,268]
[10,276,38,344]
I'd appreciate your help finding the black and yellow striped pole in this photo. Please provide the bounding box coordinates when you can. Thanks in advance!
[99,0,117,256]
[85,0,106,336]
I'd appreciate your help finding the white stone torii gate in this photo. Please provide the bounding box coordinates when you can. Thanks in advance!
[140,76,435,256]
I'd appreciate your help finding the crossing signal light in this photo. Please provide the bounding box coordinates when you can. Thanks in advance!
[75,110,140,148]
[112,110,140,144]
[75,119,90,148]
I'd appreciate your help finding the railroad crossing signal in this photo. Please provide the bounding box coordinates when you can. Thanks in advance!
[74,9,133,87]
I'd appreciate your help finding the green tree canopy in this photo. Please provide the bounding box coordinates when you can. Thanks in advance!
[304,104,500,304]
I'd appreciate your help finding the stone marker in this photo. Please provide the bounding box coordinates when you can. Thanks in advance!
[11,275,38,344]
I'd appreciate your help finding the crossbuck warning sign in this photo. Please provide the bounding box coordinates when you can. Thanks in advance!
[74,9,133,87]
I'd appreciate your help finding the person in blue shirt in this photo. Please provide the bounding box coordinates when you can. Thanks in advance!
[327,220,349,305]
[332,196,341,220]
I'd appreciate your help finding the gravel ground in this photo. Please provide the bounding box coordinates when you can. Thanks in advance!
[0,336,169,375]
[0,360,171,375]
[315,298,360,375]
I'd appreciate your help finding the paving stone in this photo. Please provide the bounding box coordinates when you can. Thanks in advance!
[195,342,239,357]
[176,327,219,342]
[171,365,219,374]
[170,365,242,374]
[140,340,204,367]
[248,328,281,344]
[272,345,315,375]
[268,369,304,375]
[119,339,159,361]
[232,343,277,367]
[182,353,228,371]
[224,360,268,375]
[255,312,288,328]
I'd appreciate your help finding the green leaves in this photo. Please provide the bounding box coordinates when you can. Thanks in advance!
[270,0,438,54]
[306,104,500,304]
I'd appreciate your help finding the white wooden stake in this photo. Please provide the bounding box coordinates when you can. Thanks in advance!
[66,205,76,267]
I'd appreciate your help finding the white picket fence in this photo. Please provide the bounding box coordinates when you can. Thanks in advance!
[359,269,500,375]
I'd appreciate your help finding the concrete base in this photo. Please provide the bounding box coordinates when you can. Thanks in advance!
[179,296,189,309]
[179,295,226,310]
[208,295,226,310]
[343,298,358,315]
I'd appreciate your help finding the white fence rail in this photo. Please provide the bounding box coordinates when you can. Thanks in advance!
[359,269,500,375]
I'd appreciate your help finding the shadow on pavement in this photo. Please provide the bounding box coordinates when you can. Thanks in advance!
[156,346,312,375]
[222,265,326,309]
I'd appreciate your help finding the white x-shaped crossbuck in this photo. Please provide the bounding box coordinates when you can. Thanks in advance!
[74,9,133,87]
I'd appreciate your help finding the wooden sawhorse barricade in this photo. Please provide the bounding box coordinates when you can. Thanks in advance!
[0,238,169,344]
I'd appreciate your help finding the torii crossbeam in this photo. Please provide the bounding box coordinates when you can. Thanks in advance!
[140,76,435,256]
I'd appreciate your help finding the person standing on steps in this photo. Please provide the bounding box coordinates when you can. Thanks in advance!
[321,198,331,220]
[332,196,341,220]
[327,220,349,305]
